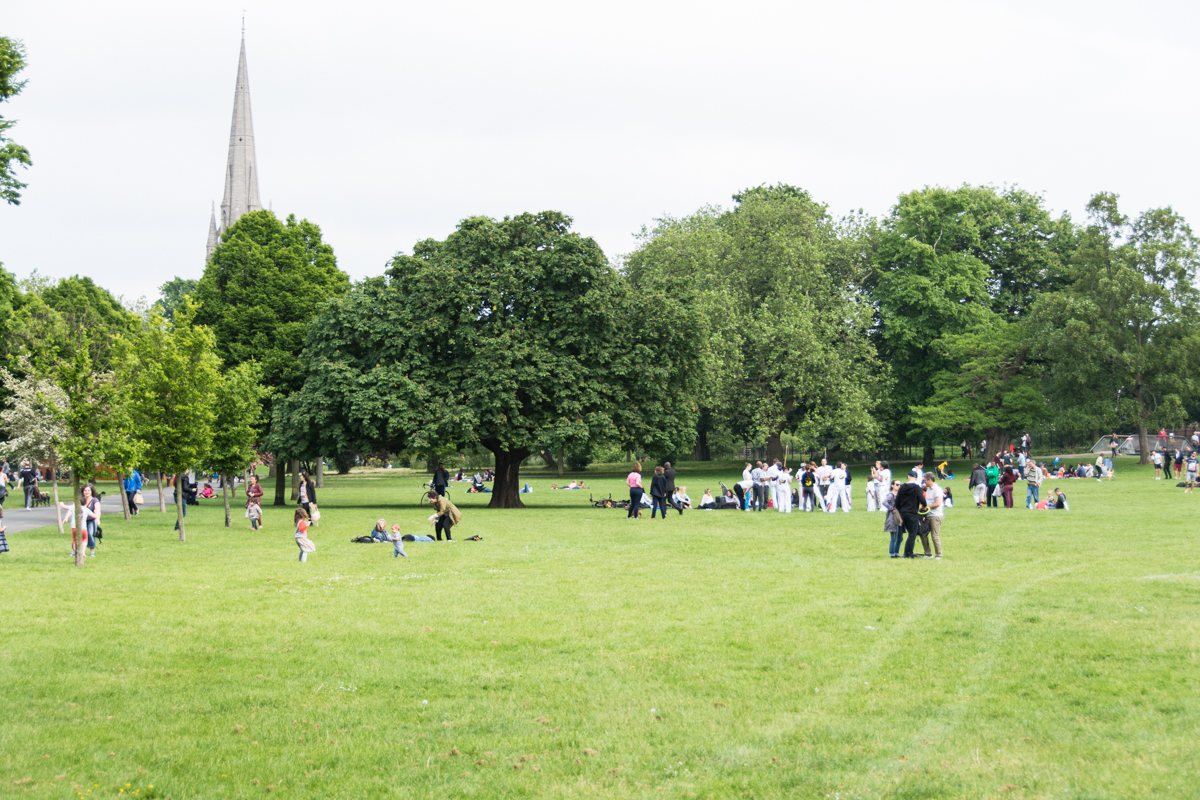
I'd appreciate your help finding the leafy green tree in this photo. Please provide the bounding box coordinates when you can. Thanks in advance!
[871,186,1072,460]
[0,36,31,206]
[1031,193,1200,462]
[0,360,69,532]
[156,277,198,323]
[625,186,882,461]
[124,305,221,540]
[273,211,702,508]
[205,362,266,527]
[194,210,349,505]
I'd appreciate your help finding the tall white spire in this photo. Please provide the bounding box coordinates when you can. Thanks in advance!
[206,202,219,260]
[207,31,262,261]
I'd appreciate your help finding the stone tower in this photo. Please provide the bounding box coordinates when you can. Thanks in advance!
[206,33,262,262]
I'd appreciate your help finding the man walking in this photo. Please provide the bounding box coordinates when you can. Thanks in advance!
[19,460,37,510]
[896,474,927,559]
[1025,460,1043,509]
[922,472,945,559]
[124,469,143,516]
[969,462,988,508]
[432,463,450,497]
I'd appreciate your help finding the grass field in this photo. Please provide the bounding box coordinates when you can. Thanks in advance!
[0,458,1197,799]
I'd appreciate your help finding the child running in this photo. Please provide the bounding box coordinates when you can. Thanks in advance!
[248,499,262,530]
[295,509,314,563]
[388,523,408,558]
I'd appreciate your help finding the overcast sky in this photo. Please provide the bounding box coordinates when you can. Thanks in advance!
[2,0,1198,303]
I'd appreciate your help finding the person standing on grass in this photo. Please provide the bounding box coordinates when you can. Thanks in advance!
[245,475,264,527]
[432,463,450,497]
[1173,449,1184,482]
[969,462,988,508]
[0,517,7,557]
[19,460,37,510]
[626,464,645,519]
[649,466,669,520]
[248,499,262,530]
[294,509,314,562]
[1152,449,1163,480]
[896,474,927,559]
[81,483,101,558]
[922,472,945,559]
[388,524,408,558]
[663,462,676,504]
[985,461,1000,508]
[1110,434,1119,459]
[826,462,850,513]
[1186,452,1198,493]
[123,469,143,516]
[799,465,817,511]
[1104,453,1114,481]
[766,459,781,509]
[999,466,1017,508]
[876,461,892,511]
[882,480,901,557]
[751,461,766,511]
[426,490,461,540]
[298,471,317,520]
[1024,460,1043,509]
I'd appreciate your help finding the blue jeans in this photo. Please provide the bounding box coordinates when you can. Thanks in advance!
[888,529,902,556]
[174,498,187,529]
[85,519,97,550]
[1026,484,1039,508]
[628,487,644,517]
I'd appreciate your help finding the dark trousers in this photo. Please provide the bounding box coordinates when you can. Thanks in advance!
[1164,461,1173,479]
[174,497,187,529]
[24,485,35,509]
[651,494,668,519]
[1001,486,1013,508]
[901,513,924,557]
[126,490,139,513]
[434,485,447,497]
[753,485,766,510]
[986,487,998,508]
[435,515,453,540]
[628,487,644,518]
[733,484,746,510]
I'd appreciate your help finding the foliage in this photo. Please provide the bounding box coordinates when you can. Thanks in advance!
[206,361,266,478]
[1030,193,1200,460]
[123,304,222,540]
[625,185,882,460]
[156,277,198,323]
[0,36,31,205]
[0,360,69,463]
[274,211,702,507]
[194,210,350,411]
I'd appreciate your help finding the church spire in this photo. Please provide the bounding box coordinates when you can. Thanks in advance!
[218,32,261,233]
[206,202,219,261]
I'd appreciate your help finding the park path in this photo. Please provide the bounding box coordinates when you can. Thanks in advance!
[1,486,167,535]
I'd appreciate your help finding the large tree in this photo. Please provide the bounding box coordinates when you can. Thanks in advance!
[625,185,882,461]
[274,211,702,508]
[194,210,349,505]
[1030,193,1200,462]
[0,361,70,532]
[871,185,1072,459]
[0,36,31,206]
[205,362,265,527]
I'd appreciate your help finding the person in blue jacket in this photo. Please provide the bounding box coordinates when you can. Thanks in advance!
[123,469,144,516]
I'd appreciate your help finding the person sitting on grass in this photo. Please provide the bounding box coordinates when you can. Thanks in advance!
[200,482,215,499]
[388,523,408,558]
[1051,487,1068,510]
[670,486,690,513]
[699,489,715,508]
[369,518,389,542]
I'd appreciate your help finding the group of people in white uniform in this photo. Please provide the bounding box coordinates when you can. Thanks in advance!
[732,458,913,514]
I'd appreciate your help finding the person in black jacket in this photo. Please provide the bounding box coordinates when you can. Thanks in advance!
[649,466,669,520]
[663,462,676,497]
[894,475,928,558]
[19,461,37,510]
[432,463,450,497]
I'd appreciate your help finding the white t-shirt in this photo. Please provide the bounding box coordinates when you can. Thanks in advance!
[766,465,780,483]
[816,465,833,485]
[737,479,753,491]
[1152,451,1163,465]
[910,466,923,480]
[831,467,847,486]
[878,468,892,488]
[924,484,945,518]
[742,467,753,482]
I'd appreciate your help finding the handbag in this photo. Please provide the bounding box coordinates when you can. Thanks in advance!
[991,484,1001,497]
[133,491,144,505]
[310,504,321,523]
[890,508,903,528]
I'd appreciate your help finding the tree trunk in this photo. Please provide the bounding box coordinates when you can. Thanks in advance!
[175,475,187,542]
[541,448,558,473]
[290,459,300,501]
[922,444,935,471]
[73,472,84,567]
[268,462,276,478]
[766,430,785,464]
[426,452,439,474]
[222,474,232,528]
[484,440,530,509]
[156,472,166,512]
[692,426,711,462]
[557,447,564,479]
[984,428,1010,462]
[1137,422,1150,465]
[51,452,63,536]
[274,454,288,506]
[118,473,132,521]
[315,457,324,488]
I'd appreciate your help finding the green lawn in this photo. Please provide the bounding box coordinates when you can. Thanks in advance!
[1,459,1197,799]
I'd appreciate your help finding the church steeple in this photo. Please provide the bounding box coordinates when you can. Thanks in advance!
[206,202,219,260]
[207,31,262,262]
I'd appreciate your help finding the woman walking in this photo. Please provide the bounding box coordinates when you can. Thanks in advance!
[245,475,264,527]
[626,464,644,519]
[649,466,669,520]
[427,490,461,540]
[294,509,314,562]
[81,483,101,558]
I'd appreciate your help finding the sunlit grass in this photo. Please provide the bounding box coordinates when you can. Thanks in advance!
[0,459,1195,799]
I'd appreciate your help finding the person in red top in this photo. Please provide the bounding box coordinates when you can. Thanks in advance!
[626,464,644,519]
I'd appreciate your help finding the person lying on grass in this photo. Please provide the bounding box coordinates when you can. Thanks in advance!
[369,519,389,542]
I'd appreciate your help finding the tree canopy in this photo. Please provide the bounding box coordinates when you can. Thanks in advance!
[0,36,31,206]
[274,211,702,507]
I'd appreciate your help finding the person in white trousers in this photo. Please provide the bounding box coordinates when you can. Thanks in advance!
[777,469,793,512]
[875,461,892,511]
[827,462,851,512]
[766,460,781,510]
